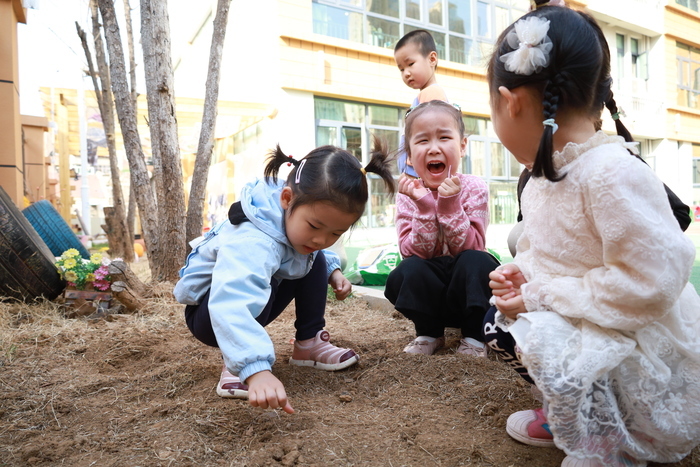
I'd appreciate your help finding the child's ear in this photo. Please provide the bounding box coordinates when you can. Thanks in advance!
[280,186,293,209]
[498,86,521,118]
[428,50,438,67]
[460,136,467,156]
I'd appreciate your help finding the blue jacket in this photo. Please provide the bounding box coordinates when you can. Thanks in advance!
[173,178,341,383]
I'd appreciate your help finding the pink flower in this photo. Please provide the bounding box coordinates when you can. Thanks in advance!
[93,280,110,291]
[94,265,109,280]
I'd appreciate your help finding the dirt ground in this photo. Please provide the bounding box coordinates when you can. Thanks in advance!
[1,273,699,467]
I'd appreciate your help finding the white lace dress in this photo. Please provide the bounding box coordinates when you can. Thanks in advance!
[505,132,700,465]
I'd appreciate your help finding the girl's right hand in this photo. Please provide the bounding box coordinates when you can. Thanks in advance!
[246,370,294,414]
[398,174,428,200]
[489,264,527,299]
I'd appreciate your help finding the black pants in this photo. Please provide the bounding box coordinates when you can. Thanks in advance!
[184,251,328,348]
[384,250,499,340]
[482,305,534,384]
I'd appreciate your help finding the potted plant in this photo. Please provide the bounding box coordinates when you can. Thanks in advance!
[55,249,115,311]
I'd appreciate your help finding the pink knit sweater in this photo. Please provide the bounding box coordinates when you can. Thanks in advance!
[395,173,489,259]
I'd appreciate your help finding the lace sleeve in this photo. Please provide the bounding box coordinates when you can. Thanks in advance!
[521,156,695,331]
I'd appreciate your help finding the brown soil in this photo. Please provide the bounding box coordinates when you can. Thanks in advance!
[1,278,699,466]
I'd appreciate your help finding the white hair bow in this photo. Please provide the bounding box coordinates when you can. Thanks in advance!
[499,16,553,75]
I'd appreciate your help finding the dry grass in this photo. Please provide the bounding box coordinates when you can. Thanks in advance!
[1,265,699,466]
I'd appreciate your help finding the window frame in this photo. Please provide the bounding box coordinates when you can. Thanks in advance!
[312,0,529,66]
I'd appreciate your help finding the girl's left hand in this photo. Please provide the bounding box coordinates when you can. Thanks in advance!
[329,269,352,300]
[438,175,461,197]
[494,294,527,320]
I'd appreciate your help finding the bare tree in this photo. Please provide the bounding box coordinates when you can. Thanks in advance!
[122,0,139,249]
[97,0,161,279]
[185,0,232,250]
[140,0,186,282]
[76,11,134,262]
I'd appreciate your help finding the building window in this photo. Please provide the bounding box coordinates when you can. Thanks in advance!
[677,42,700,109]
[693,144,700,184]
[312,0,529,66]
[676,0,699,12]
[616,34,625,86]
[315,98,402,228]
[464,116,521,225]
[314,98,521,227]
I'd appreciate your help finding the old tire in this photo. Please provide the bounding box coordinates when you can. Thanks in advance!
[0,188,66,301]
[22,199,90,259]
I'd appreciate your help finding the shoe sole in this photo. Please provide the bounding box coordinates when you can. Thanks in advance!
[289,354,359,371]
[505,423,556,448]
[216,386,249,399]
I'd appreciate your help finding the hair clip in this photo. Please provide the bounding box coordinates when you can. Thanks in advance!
[360,167,366,175]
[611,112,621,121]
[295,159,306,184]
[500,16,553,75]
[287,155,294,167]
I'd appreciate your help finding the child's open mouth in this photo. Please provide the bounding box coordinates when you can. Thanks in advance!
[427,162,445,174]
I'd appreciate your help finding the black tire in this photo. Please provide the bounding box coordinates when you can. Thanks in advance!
[0,187,66,301]
[22,199,90,259]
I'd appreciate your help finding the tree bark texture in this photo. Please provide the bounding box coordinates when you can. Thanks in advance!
[108,259,150,299]
[97,0,161,279]
[122,0,138,245]
[185,0,232,253]
[79,5,135,262]
[140,0,186,283]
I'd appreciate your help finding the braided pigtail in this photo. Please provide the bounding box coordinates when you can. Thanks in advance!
[363,137,396,197]
[534,75,565,182]
[263,144,299,184]
[605,93,633,143]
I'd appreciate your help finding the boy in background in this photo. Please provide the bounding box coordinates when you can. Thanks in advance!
[394,30,449,177]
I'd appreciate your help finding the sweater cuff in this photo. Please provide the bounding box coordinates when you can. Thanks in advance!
[436,191,461,214]
[238,360,273,384]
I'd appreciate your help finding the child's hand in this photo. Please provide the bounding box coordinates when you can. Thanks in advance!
[494,294,527,320]
[246,370,294,414]
[438,175,461,197]
[398,174,429,200]
[329,269,352,300]
[489,264,527,299]
[490,264,528,319]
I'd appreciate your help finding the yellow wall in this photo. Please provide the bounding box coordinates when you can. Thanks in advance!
[277,1,492,117]
[21,115,49,203]
[664,3,700,144]
[0,0,26,207]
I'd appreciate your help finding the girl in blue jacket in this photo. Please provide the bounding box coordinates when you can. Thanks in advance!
[174,142,395,414]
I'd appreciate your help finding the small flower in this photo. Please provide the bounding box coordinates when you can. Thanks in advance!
[65,271,78,282]
[63,258,77,269]
[86,273,96,283]
[90,253,103,265]
[62,248,80,259]
[93,280,111,291]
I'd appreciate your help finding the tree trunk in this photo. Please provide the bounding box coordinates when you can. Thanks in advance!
[122,0,139,114]
[122,0,138,246]
[79,3,135,262]
[185,0,232,253]
[97,0,161,280]
[140,0,186,283]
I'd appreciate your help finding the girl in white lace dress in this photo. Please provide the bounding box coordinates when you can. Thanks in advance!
[485,5,700,467]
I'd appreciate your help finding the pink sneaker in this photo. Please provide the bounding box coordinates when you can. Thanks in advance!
[506,408,555,447]
[216,366,249,399]
[290,330,359,371]
[403,336,445,355]
[457,338,488,357]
